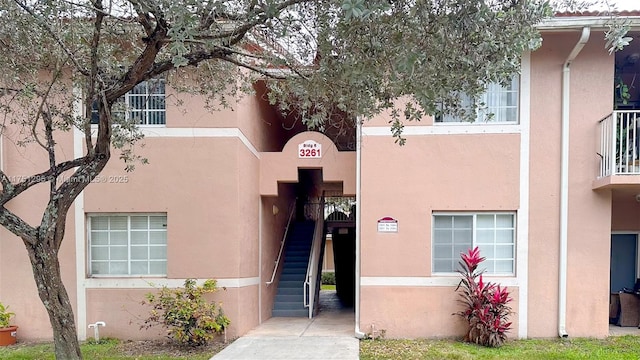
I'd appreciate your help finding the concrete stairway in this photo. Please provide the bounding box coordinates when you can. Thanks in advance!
[272,221,315,317]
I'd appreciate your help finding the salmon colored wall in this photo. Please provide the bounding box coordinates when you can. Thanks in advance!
[0,127,78,340]
[85,286,252,339]
[529,32,613,338]
[360,134,519,277]
[165,86,238,128]
[528,33,565,338]
[238,144,260,278]
[85,137,244,278]
[612,191,640,230]
[364,98,436,127]
[360,286,520,339]
[323,238,335,272]
[237,83,289,152]
[564,35,613,338]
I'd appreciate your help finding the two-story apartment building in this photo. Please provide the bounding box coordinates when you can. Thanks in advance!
[1,11,640,342]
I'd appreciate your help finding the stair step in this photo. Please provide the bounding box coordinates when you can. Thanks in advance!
[273,302,306,310]
[272,220,316,318]
[286,247,311,252]
[280,273,306,281]
[277,287,304,296]
[285,252,310,258]
[275,294,303,303]
[272,309,309,317]
[277,280,304,288]
[282,267,306,274]
[283,261,308,267]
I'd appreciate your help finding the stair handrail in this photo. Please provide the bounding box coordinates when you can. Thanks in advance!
[303,199,325,318]
[266,200,297,286]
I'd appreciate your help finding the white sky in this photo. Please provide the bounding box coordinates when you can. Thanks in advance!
[613,0,640,10]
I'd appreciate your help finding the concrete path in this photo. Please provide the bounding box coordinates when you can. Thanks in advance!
[212,291,359,360]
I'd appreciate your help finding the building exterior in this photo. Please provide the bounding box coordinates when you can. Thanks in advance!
[2,13,640,342]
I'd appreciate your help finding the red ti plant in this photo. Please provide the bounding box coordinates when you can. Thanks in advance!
[454,247,513,347]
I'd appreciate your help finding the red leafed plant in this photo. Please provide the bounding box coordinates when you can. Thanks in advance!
[454,247,513,347]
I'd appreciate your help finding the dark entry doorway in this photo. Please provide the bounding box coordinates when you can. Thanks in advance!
[331,227,356,307]
[611,234,638,293]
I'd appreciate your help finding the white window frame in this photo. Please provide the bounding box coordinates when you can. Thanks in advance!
[87,213,168,277]
[432,212,516,276]
[91,79,166,126]
[435,75,520,125]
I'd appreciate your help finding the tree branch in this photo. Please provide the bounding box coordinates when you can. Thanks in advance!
[0,206,37,245]
[42,110,56,195]
[221,55,288,80]
[85,0,105,155]
[12,0,90,76]
[0,156,90,205]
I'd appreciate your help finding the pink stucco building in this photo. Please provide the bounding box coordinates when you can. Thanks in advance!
[2,12,640,342]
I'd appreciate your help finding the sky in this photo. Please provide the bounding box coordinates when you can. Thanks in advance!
[606,0,639,10]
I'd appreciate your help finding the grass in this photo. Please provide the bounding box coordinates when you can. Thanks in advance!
[360,336,640,360]
[321,284,336,290]
[0,338,224,360]
[4,334,640,359]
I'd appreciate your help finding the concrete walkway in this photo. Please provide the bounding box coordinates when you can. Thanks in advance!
[212,291,359,360]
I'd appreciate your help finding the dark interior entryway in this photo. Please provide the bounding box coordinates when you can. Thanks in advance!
[331,227,356,307]
[611,234,637,294]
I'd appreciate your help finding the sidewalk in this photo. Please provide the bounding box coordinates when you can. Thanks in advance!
[211,291,359,360]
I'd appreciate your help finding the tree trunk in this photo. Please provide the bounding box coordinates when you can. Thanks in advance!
[25,237,82,360]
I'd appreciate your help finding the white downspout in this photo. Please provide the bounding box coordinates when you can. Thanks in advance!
[559,26,590,338]
[354,116,366,339]
[258,200,263,324]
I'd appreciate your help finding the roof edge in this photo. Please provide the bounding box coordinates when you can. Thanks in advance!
[538,16,640,31]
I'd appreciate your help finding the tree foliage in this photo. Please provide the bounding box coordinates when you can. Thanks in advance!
[0,0,629,359]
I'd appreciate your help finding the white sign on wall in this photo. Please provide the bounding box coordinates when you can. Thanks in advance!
[298,140,322,159]
[377,217,398,233]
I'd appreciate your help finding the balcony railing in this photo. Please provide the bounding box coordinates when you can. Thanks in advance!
[598,111,640,177]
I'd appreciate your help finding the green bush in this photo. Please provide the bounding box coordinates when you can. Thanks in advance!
[141,279,230,346]
[0,302,14,328]
[321,272,336,285]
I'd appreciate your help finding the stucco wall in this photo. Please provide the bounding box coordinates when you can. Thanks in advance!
[0,127,78,340]
[528,31,612,338]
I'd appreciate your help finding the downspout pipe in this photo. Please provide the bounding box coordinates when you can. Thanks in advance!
[559,26,590,339]
[354,116,366,339]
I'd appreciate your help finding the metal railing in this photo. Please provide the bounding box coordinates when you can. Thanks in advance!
[266,200,296,286]
[598,111,640,177]
[303,200,325,318]
[324,196,356,221]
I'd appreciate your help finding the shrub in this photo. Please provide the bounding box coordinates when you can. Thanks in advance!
[0,302,14,328]
[141,279,230,346]
[321,272,336,285]
[454,247,512,348]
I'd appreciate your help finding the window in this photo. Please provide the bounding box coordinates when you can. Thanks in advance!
[91,79,166,125]
[88,214,167,276]
[432,213,515,275]
[436,75,519,124]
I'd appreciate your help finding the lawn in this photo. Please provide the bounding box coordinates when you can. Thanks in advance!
[321,284,336,291]
[0,338,227,360]
[359,336,640,360]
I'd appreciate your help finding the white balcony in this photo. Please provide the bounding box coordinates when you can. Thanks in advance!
[595,111,640,189]
[598,111,640,176]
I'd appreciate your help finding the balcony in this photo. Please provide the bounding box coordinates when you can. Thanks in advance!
[594,111,640,189]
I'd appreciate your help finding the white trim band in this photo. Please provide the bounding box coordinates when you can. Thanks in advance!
[139,127,260,158]
[84,277,261,289]
[90,126,261,158]
[361,276,519,287]
[73,88,88,340]
[517,51,531,339]
[362,124,521,136]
